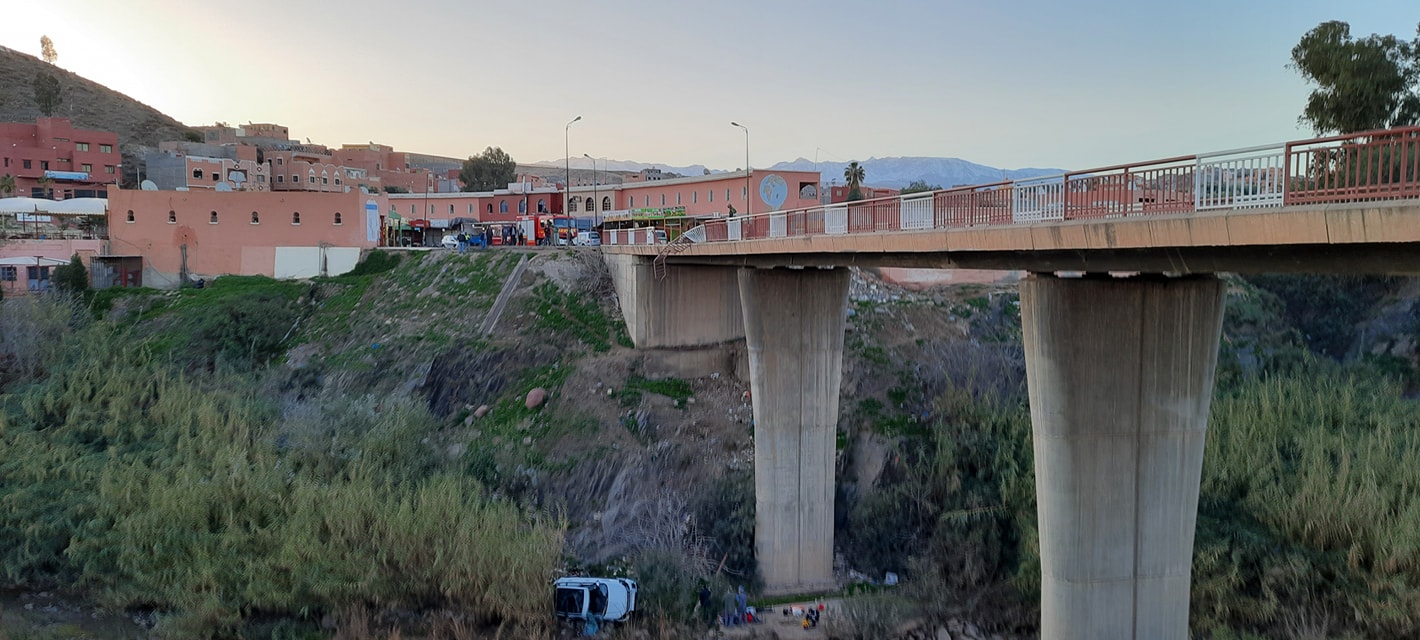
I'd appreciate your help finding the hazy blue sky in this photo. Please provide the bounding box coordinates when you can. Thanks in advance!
[5,1,1417,172]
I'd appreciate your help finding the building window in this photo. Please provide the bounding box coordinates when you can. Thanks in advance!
[487,203,493,213]
[709,190,714,202]
[410,205,415,215]
[168,210,176,224]
[126,209,134,223]
[309,175,316,184]
[334,212,343,225]
[499,201,508,213]
[277,175,284,183]
[291,174,298,184]
[519,200,527,213]
[105,165,115,174]
[193,168,204,179]
[210,211,219,224]
[569,198,578,212]
[584,197,593,212]
[22,160,31,169]
[322,176,329,185]
[429,204,434,215]
[627,196,632,208]
[100,144,112,154]
[80,163,92,173]
[468,204,474,214]
[40,161,48,170]
[292,212,301,225]
[602,196,610,211]
[449,204,455,214]
[276,158,283,166]
[75,142,89,151]
[726,189,731,201]
[742,186,748,198]
[252,211,260,224]
[212,173,220,182]
[0,266,14,282]
[538,199,547,213]
[334,178,342,186]
[676,193,681,205]
[692,191,698,203]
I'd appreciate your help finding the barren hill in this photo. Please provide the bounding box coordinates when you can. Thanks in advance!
[0,44,195,186]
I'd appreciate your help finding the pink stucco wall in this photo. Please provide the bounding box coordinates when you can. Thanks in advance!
[0,238,102,295]
[584,170,821,219]
[108,188,387,287]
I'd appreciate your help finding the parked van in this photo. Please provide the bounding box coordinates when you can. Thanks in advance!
[573,230,602,246]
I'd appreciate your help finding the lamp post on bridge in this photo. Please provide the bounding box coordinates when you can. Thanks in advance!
[731,122,750,216]
[564,116,581,221]
[583,153,599,227]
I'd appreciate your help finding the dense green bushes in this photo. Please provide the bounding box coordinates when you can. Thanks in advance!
[0,297,565,637]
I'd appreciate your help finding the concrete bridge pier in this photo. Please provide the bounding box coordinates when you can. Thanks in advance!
[1020,274,1225,639]
[738,266,850,594]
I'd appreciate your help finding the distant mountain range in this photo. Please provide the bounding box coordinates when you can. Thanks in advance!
[536,156,1066,190]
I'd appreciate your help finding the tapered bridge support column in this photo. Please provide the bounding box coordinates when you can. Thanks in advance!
[739,267,850,595]
[1021,274,1225,639]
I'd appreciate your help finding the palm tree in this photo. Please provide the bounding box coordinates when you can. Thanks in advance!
[0,173,15,197]
[843,161,866,201]
[36,175,53,199]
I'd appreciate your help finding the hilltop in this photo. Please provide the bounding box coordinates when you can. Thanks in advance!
[0,45,196,186]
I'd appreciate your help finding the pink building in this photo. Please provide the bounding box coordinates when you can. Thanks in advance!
[389,184,563,226]
[0,117,120,199]
[108,188,388,287]
[590,169,821,222]
[333,143,437,194]
[0,238,103,295]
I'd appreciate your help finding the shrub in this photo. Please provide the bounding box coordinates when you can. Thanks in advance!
[52,253,89,294]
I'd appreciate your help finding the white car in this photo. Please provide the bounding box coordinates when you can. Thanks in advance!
[572,230,602,246]
[554,577,638,632]
[441,234,459,249]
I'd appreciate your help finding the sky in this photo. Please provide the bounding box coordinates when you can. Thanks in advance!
[4,1,1417,172]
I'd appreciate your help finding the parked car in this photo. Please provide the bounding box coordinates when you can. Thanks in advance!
[554,577,638,634]
[441,234,459,249]
[572,230,602,246]
[654,229,668,243]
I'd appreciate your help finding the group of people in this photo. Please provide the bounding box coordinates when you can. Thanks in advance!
[697,585,751,627]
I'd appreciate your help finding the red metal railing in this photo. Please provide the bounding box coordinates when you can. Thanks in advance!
[603,125,1420,247]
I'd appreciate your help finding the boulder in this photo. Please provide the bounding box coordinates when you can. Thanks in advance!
[525,387,547,409]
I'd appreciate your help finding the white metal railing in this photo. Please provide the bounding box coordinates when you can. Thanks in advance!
[825,205,848,234]
[727,217,742,241]
[769,213,786,238]
[901,193,934,230]
[1194,143,1287,211]
[1012,174,1066,223]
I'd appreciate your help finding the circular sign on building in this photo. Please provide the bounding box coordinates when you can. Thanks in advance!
[759,174,788,211]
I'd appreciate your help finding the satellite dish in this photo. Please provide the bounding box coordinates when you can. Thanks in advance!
[215,183,233,192]
[140,179,158,191]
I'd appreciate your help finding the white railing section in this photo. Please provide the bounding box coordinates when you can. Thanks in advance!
[1012,174,1065,223]
[825,205,848,234]
[769,213,786,238]
[1194,143,1287,211]
[727,217,742,241]
[901,194,935,230]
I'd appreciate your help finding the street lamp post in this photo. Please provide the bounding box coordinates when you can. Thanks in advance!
[583,153,598,226]
[565,116,581,221]
[730,122,750,216]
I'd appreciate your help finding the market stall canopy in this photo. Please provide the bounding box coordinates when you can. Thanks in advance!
[0,197,107,215]
[0,256,69,266]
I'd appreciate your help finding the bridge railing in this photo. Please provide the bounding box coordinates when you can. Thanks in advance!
[1195,143,1287,211]
[602,125,1420,247]
[1285,126,1420,205]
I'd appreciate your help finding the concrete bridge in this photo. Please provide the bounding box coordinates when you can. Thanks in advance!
[603,126,1420,638]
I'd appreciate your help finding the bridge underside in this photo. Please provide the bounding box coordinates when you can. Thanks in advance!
[655,242,1420,274]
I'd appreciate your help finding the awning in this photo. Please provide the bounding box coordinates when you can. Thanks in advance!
[0,256,69,266]
[0,197,107,215]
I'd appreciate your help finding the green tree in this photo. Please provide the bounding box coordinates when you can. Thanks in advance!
[36,175,53,198]
[459,146,516,192]
[382,185,409,194]
[53,254,89,294]
[32,71,62,117]
[844,161,866,201]
[901,179,942,195]
[0,174,16,197]
[1290,20,1420,134]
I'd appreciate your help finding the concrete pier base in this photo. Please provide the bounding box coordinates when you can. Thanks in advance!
[1020,274,1225,639]
[738,267,850,594]
[604,254,744,348]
